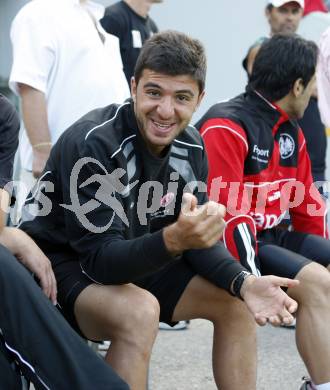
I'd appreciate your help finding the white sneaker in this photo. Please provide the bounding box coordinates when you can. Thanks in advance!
[98,340,111,351]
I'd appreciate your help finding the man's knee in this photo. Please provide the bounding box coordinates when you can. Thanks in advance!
[218,296,254,325]
[74,283,160,347]
[174,275,253,325]
[206,293,256,337]
[122,288,160,339]
[106,287,160,358]
[290,262,330,305]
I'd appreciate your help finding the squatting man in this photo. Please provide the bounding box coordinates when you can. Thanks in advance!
[19,30,299,390]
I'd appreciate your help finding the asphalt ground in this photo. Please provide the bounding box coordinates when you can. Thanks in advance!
[149,319,306,390]
[93,319,305,389]
[28,318,308,389]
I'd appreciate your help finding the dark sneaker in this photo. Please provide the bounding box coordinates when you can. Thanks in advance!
[300,377,316,390]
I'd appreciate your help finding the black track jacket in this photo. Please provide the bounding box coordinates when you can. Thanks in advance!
[20,100,245,292]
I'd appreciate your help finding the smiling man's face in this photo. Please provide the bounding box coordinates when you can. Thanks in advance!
[131,69,204,156]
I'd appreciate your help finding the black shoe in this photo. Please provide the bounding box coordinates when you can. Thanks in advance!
[300,376,315,390]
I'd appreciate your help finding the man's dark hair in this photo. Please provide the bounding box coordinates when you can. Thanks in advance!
[248,33,318,101]
[266,4,273,11]
[134,30,206,93]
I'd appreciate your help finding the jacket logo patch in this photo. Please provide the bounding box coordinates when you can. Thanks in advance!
[279,133,295,159]
[160,192,175,207]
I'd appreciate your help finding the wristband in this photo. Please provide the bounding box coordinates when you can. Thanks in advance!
[32,142,52,149]
[231,270,252,300]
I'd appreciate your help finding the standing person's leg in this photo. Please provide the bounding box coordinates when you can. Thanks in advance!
[136,261,257,390]
[0,245,129,390]
[259,233,330,387]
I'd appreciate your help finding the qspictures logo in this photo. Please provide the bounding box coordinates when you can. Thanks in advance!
[5,158,328,232]
[60,157,135,233]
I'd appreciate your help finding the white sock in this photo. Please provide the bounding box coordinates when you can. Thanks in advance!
[315,383,330,390]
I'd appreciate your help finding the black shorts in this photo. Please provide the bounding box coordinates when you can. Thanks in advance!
[46,251,93,337]
[257,229,330,278]
[47,249,195,332]
[134,259,195,325]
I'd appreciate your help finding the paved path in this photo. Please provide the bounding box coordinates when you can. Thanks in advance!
[149,319,305,390]
[29,319,305,389]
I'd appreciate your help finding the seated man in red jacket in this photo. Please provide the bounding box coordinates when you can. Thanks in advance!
[196,33,330,390]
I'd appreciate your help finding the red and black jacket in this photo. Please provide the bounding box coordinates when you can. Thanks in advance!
[195,90,327,274]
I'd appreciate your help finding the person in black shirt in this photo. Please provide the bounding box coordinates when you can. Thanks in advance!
[0,94,129,389]
[298,94,327,183]
[20,31,299,389]
[101,0,161,83]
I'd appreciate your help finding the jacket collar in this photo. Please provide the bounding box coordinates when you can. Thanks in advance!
[246,90,298,132]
